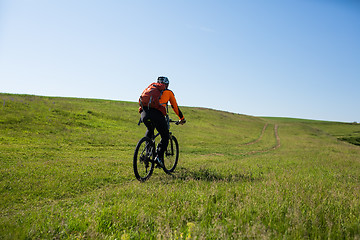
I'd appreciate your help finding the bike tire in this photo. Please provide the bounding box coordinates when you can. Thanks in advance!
[163,135,179,173]
[133,137,155,182]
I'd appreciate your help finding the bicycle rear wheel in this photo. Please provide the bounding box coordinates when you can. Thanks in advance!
[133,137,155,182]
[163,135,179,173]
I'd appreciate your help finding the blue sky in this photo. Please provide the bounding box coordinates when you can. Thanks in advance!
[1,0,359,122]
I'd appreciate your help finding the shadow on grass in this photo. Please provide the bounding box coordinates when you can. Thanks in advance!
[338,136,360,146]
[168,166,262,182]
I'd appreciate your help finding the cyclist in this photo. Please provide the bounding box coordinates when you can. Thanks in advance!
[139,76,186,168]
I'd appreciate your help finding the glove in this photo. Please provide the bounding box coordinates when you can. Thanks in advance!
[178,118,186,125]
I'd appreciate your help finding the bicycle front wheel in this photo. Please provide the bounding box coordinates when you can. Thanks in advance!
[163,135,179,173]
[133,137,155,182]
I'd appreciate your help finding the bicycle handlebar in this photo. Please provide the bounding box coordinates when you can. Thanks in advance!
[138,117,182,126]
[169,119,180,125]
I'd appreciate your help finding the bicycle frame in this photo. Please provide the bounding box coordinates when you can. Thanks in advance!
[148,115,178,164]
[149,115,177,141]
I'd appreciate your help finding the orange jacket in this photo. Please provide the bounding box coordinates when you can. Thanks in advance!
[159,89,184,120]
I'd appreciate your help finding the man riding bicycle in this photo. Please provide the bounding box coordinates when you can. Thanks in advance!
[139,76,186,168]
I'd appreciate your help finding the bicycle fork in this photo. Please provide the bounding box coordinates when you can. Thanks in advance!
[166,133,174,157]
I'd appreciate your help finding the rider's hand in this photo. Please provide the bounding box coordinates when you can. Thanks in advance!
[178,118,186,125]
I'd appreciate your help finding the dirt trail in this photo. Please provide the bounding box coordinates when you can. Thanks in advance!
[241,124,280,155]
[241,123,268,146]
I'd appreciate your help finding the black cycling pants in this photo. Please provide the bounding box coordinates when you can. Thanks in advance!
[140,108,169,158]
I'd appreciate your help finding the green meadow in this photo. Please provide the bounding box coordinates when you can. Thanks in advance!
[1,93,359,239]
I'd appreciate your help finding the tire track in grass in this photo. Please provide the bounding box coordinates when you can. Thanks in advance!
[241,123,268,146]
[241,124,280,156]
[199,124,280,158]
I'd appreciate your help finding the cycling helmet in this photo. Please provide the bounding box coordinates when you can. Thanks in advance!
[157,76,169,86]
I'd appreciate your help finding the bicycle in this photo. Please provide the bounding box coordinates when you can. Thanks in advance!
[133,116,180,182]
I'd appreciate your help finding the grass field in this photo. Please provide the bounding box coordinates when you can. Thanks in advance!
[1,93,359,239]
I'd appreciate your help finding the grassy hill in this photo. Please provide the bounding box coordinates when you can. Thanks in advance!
[1,93,359,239]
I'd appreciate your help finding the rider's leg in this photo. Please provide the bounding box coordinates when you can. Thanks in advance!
[141,109,154,139]
[151,110,169,159]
